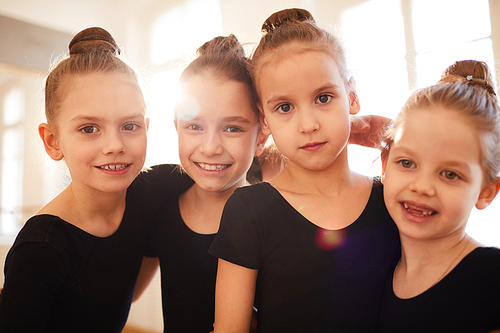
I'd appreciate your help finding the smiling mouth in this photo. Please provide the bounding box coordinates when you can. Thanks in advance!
[402,202,437,217]
[98,164,129,171]
[196,163,230,171]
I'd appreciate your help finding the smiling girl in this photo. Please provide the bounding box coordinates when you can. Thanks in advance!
[136,35,266,332]
[0,27,187,332]
[379,60,500,332]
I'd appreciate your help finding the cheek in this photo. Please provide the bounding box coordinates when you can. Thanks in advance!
[230,135,258,164]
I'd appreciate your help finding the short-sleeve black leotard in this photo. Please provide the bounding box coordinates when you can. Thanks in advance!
[145,185,218,333]
[379,247,500,332]
[0,164,192,332]
[209,180,400,332]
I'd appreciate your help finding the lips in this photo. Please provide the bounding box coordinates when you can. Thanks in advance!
[401,201,437,217]
[196,162,230,171]
[300,142,326,151]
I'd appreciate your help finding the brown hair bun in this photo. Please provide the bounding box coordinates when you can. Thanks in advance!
[439,60,496,96]
[261,8,315,35]
[196,34,245,58]
[69,27,121,56]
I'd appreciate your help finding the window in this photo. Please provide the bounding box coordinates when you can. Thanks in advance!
[146,0,222,167]
[0,86,25,237]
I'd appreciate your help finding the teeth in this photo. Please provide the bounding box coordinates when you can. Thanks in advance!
[100,164,127,170]
[198,163,229,171]
[403,202,435,216]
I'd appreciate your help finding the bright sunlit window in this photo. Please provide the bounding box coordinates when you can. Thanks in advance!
[146,0,222,167]
[1,87,25,237]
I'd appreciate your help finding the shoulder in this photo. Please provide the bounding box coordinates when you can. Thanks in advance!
[232,182,281,202]
[128,164,193,210]
[9,215,94,263]
[132,164,191,188]
[225,182,288,215]
[467,247,500,267]
[356,177,390,222]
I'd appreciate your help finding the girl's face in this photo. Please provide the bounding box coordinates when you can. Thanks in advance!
[175,74,263,193]
[53,72,148,195]
[382,107,495,242]
[257,50,359,172]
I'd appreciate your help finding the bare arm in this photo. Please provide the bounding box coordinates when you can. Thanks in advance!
[213,259,258,333]
[133,256,159,302]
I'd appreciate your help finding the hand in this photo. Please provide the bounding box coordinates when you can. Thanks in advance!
[349,115,392,148]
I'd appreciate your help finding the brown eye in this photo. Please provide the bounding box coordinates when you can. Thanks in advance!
[123,124,137,131]
[442,170,458,180]
[81,126,97,134]
[399,160,414,168]
[277,103,292,113]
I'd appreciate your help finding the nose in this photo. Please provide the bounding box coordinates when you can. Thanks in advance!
[298,106,320,134]
[408,171,436,197]
[102,130,126,155]
[199,131,223,156]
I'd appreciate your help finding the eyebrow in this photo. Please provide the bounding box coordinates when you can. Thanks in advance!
[222,116,251,124]
[265,83,341,107]
[69,114,144,123]
[178,116,252,124]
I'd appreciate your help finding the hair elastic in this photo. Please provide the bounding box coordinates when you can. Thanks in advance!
[466,75,473,81]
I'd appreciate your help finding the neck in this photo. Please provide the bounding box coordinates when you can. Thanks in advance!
[64,182,127,217]
[179,180,247,234]
[393,232,477,298]
[399,231,474,268]
[274,148,358,194]
[44,182,128,237]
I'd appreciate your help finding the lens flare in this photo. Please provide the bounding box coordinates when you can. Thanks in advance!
[315,228,347,250]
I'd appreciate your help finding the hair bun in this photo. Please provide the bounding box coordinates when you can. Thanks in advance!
[439,60,496,96]
[69,27,121,56]
[196,34,244,58]
[261,8,314,35]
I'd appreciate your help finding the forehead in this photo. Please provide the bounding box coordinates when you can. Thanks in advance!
[394,107,482,162]
[59,72,145,114]
[257,48,345,95]
[176,74,258,121]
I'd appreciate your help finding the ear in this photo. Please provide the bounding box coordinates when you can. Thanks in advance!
[475,180,500,210]
[348,77,360,115]
[145,117,150,131]
[254,131,269,157]
[259,107,272,136]
[38,123,63,161]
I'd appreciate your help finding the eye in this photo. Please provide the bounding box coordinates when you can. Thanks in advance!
[277,103,292,113]
[123,123,138,131]
[224,126,243,133]
[441,170,459,180]
[316,94,332,104]
[398,159,414,169]
[80,126,98,134]
[186,124,202,131]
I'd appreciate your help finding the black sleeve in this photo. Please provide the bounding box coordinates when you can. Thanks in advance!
[0,243,67,332]
[209,189,262,269]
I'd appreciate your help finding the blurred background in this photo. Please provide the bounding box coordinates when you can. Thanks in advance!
[0,0,499,331]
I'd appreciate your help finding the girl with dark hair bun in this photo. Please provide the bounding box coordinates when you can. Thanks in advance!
[0,27,192,332]
[379,60,500,332]
[133,34,267,332]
